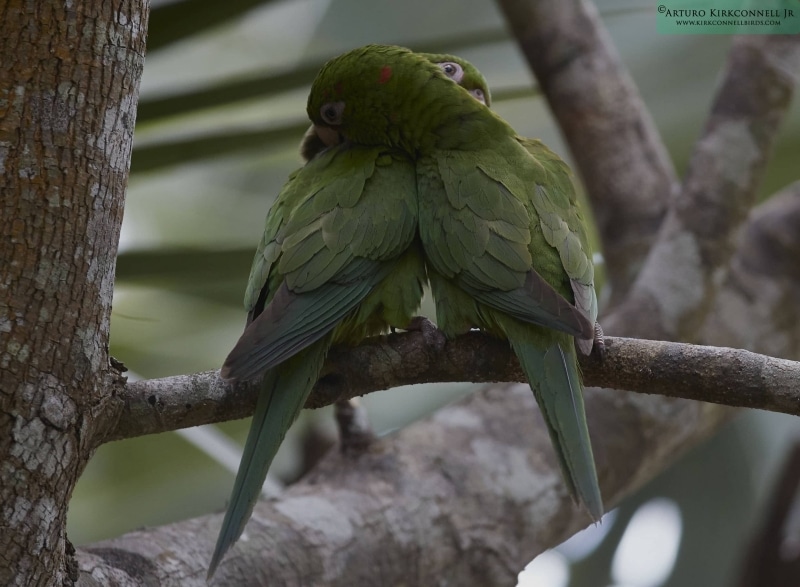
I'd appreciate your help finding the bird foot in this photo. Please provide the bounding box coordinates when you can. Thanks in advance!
[405,316,447,352]
[592,322,607,361]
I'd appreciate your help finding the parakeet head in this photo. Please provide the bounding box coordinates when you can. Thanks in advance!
[417,53,491,107]
[306,44,482,152]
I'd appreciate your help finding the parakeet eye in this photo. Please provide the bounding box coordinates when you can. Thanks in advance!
[470,88,487,105]
[438,62,464,83]
[320,101,345,125]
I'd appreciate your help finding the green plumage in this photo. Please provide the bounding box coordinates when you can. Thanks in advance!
[212,45,602,577]
[417,52,492,106]
[415,56,601,519]
[421,141,602,518]
[412,52,602,518]
[210,140,424,577]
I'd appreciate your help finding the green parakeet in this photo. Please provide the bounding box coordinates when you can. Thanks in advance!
[208,53,427,574]
[300,52,491,162]
[211,44,603,576]
[412,55,604,521]
[304,45,603,519]
[395,50,605,518]
[417,53,492,107]
[430,54,599,332]
[426,53,601,358]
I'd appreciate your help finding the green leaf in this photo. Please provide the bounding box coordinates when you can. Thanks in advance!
[131,121,308,173]
[147,0,280,52]
[137,29,511,125]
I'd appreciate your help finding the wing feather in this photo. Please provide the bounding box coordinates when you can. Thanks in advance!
[421,149,592,339]
[225,146,417,381]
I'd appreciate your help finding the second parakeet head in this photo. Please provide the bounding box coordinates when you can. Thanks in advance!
[418,53,492,107]
[301,48,491,160]
[306,44,488,153]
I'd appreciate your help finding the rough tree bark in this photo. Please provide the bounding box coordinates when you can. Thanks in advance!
[701,181,800,358]
[111,336,800,441]
[606,34,800,341]
[0,0,147,585]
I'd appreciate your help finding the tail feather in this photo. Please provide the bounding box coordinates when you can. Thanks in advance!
[208,341,329,578]
[512,338,603,521]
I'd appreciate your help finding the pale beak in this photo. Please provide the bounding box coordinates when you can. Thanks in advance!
[469,89,487,106]
[313,124,342,148]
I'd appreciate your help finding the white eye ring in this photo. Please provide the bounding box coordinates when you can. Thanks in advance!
[438,62,464,83]
[320,101,345,125]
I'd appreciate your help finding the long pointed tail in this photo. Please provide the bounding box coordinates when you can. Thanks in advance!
[208,341,329,578]
[512,337,603,521]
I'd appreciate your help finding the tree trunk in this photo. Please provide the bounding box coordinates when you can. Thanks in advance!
[0,0,147,584]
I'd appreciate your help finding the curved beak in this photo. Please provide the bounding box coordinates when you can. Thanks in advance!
[469,89,487,106]
[313,124,342,148]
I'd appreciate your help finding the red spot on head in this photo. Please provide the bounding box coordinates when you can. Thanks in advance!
[378,66,393,84]
[334,82,345,96]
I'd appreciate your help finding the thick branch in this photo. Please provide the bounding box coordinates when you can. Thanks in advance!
[702,181,800,359]
[495,0,678,299]
[79,379,732,586]
[109,335,800,442]
[606,35,800,340]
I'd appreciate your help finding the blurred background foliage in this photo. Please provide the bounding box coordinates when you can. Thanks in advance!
[68,0,800,585]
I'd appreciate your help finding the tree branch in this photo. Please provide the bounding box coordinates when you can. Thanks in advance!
[606,35,800,340]
[79,379,733,586]
[495,0,678,299]
[108,335,800,443]
[701,181,800,359]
